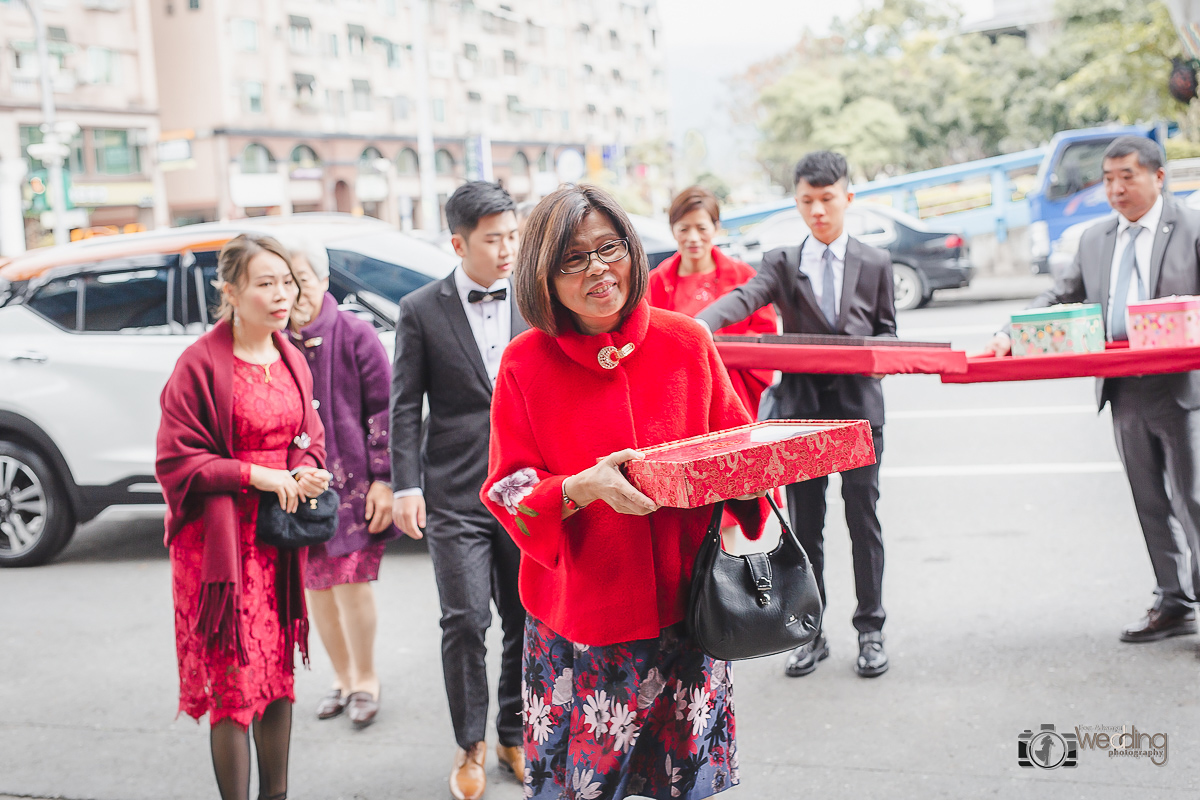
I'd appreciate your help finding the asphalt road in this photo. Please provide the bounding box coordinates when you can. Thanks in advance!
[4,276,1199,799]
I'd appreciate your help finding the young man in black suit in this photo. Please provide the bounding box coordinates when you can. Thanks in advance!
[390,182,527,800]
[697,151,896,679]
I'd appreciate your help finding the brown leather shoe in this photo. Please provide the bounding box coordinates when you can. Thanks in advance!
[449,742,486,800]
[1120,608,1198,643]
[346,688,380,728]
[316,689,346,720]
[495,743,525,783]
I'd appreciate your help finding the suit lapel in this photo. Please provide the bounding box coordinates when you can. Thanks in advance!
[1149,200,1176,298]
[1097,220,1119,324]
[837,238,863,331]
[509,292,529,340]
[438,273,492,389]
[792,239,835,333]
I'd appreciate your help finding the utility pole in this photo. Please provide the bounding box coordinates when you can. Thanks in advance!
[410,0,440,232]
[21,0,73,245]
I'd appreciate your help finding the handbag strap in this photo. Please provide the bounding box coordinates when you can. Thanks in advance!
[766,493,807,554]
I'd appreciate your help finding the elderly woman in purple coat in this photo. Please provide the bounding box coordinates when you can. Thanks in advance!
[284,235,397,728]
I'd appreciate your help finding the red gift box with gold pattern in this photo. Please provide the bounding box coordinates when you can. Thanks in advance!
[622,420,876,508]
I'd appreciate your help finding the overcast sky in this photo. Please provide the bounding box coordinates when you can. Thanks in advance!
[655,0,999,190]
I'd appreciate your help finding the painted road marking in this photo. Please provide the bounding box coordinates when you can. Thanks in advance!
[881,462,1123,478]
[889,405,1097,419]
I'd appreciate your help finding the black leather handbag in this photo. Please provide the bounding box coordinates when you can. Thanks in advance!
[255,488,339,550]
[687,495,823,661]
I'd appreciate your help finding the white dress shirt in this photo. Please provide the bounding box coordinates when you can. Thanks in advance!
[1107,194,1163,339]
[395,266,511,500]
[799,232,849,317]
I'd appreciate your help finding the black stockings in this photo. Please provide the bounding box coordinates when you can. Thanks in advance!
[209,699,292,800]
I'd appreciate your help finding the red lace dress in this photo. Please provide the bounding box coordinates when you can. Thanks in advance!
[169,358,304,728]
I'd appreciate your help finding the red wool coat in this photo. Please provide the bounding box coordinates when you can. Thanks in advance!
[481,300,768,647]
[648,247,778,417]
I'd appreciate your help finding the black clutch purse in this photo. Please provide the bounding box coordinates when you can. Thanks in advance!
[687,495,823,661]
[255,488,339,549]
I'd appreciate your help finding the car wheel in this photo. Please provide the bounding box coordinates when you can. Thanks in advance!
[892,263,925,311]
[0,442,75,567]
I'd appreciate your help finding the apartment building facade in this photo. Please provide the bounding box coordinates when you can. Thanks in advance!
[151,0,671,229]
[0,0,169,255]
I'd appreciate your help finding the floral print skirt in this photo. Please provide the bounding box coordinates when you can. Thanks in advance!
[522,616,739,800]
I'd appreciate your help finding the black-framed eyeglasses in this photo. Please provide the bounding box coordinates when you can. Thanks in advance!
[559,238,630,274]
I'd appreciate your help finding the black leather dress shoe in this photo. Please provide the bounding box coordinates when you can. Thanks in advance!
[1120,609,1198,643]
[784,633,829,677]
[855,632,888,678]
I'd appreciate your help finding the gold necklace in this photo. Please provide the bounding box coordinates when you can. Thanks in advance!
[234,334,278,383]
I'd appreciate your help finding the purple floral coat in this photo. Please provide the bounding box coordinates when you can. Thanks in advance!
[295,293,398,556]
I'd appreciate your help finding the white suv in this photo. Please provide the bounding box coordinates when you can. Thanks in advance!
[0,217,454,566]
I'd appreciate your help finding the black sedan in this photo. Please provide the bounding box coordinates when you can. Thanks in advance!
[723,205,975,310]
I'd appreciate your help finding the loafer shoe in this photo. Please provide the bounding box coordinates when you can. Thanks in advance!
[316,689,346,720]
[496,743,525,783]
[347,688,380,728]
[784,633,829,677]
[856,631,888,678]
[450,742,486,800]
[1120,608,1198,643]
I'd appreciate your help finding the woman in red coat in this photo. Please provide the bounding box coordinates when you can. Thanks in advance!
[156,234,330,800]
[649,186,777,417]
[481,185,768,800]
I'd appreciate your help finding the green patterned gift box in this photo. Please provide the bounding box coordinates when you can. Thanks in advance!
[1010,303,1104,357]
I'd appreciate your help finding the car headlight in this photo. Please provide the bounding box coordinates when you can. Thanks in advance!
[1030,221,1050,260]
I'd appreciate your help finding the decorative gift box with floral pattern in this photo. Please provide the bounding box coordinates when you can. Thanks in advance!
[1127,296,1200,349]
[622,420,876,509]
[1010,303,1104,357]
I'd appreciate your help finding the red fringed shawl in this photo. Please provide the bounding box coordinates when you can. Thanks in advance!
[156,319,326,665]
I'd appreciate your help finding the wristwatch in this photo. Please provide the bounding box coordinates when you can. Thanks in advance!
[562,480,583,511]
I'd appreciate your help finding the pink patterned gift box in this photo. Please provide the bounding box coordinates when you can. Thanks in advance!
[622,420,876,509]
[1127,296,1200,349]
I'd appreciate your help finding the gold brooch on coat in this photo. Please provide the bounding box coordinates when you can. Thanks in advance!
[597,343,636,370]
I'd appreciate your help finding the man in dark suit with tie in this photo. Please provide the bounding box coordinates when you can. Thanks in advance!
[988,136,1200,644]
[390,182,527,800]
[697,151,896,679]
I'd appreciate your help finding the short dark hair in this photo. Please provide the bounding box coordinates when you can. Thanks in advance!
[514,184,649,337]
[445,181,516,237]
[1103,136,1165,174]
[668,186,720,227]
[793,151,850,189]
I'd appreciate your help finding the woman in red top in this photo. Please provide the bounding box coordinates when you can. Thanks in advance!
[649,186,777,417]
[481,185,768,800]
[156,234,330,800]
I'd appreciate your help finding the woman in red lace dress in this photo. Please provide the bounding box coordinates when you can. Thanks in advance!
[156,234,330,800]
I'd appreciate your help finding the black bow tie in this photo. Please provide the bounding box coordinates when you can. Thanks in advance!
[468,288,507,303]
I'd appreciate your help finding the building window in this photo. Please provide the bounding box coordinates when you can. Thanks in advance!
[20,124,84,175]
[294,72,316,106]
[506,95,520,113]
[87,47,117,84]
[396,147,418,176]
[377,38,400,68]
[432,98,445,123]
[240,143,275,174]
[188,0,199,8]
[233,19,257,51]
[290,144,320,170]
[244,81,263,113]
[463,42,478,60]
[352,79,372,111]
[650,28,657,47]
[359,146,384,172]
[383,0,397,16]
[612,68,621,84]
[394,96,410,120]
[582,63,593,83]
[537,149,550,172]
[503,49,517,75]
[511,151,529,175]
[327,33,339,58]
[561,110,569,130]
[434,148,455,176]
[288,16,311,52]
[347,24,367,57]
[532,108,543,128]
[609,30,620,49]
[93,129,141,175]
